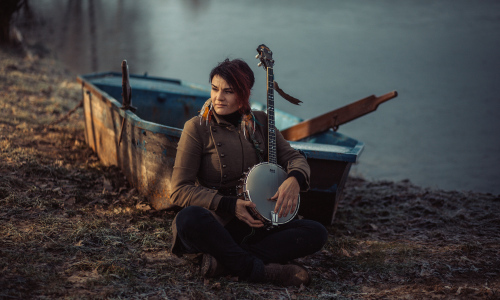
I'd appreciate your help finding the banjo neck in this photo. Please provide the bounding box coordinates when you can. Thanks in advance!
[266,66,277,165]
[256,44,278,165]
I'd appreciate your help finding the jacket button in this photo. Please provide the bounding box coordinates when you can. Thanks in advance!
[217,142,222,146]
[212,128,217,132]
[221,154,225,157]
[222,164,227,168]
[223,175,227,178]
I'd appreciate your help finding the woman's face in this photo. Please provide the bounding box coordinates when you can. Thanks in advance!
[211,75,241,115]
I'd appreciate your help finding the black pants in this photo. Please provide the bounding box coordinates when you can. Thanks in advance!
[175,206,328,281]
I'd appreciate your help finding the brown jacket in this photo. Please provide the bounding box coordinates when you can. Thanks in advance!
[169,109,310,255]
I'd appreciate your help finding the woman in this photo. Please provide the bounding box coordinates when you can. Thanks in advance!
[169,58,327,286]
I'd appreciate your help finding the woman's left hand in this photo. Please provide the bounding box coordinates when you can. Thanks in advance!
[270,177,300,218]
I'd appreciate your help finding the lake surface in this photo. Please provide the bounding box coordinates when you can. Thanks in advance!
[19,0,500,194]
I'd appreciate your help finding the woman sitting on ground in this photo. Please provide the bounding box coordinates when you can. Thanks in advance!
[169,58,327,286]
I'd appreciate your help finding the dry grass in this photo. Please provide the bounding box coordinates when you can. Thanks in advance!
[1,46,499,299]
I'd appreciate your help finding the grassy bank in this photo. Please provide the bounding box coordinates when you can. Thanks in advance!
[1,46,499,299]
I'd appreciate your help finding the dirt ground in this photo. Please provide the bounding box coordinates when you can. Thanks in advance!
[1,46,499,299]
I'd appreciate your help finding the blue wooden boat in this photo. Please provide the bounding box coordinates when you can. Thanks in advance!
[76,72,364,225]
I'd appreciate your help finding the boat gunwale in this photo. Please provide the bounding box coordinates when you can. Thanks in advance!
[289,140,364,163]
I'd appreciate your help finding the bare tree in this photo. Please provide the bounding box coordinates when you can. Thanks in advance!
[0,0,26,45]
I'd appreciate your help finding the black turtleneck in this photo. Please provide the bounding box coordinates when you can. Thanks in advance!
[217,111,242,127]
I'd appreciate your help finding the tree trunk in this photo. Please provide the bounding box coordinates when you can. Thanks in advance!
[0,0,25,45]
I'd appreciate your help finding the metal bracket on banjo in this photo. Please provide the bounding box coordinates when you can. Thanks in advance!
[270,211,278,226]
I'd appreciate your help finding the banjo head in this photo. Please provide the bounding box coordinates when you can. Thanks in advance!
[243,162,300,225]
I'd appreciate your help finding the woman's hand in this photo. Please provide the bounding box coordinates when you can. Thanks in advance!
[235,199,264,228]
[270,177,300,218]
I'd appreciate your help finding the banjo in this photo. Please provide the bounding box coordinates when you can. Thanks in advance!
[238,44,300,227]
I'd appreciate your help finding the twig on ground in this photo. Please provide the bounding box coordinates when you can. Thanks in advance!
[48,99,83,126]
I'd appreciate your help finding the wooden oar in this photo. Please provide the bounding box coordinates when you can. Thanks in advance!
[281,91,398,141]
[118,60,136,145]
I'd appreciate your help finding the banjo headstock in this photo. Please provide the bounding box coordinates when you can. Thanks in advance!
[256,44,274,69]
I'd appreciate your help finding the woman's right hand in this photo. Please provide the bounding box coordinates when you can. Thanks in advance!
[235,199,264,228]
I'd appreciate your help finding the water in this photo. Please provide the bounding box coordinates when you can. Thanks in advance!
[18,0,500,194]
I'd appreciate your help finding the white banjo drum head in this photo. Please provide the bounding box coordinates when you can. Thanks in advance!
[244,162,300,225]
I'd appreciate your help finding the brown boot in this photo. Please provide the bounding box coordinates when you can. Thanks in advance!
[263,263,311,287]
[201,254,229,278]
